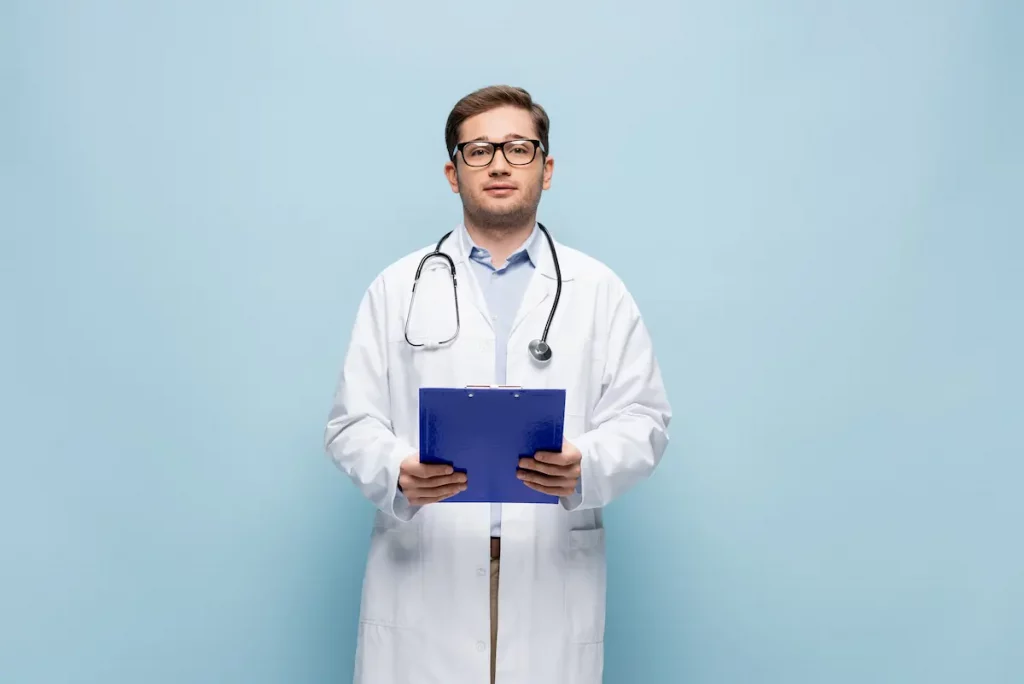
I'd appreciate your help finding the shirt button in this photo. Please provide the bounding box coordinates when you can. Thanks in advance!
[477,567,486,576]
[476,641,486,652]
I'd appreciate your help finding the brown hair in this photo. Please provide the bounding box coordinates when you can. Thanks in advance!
[444,85,550,160]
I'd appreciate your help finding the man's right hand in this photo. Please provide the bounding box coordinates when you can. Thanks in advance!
[398,453,467,505]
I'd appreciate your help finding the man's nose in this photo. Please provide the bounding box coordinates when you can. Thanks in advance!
[488,148,511,175]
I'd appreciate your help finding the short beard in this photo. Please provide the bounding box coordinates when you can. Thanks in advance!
[459,174,543,235]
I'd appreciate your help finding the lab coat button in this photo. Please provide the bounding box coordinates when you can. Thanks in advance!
[477,567,486,576]
[476,641,486,652]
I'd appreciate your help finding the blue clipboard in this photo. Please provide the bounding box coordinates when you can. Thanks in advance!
[418,386,566,504]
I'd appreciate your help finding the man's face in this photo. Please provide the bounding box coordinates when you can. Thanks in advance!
[445,105,554,231]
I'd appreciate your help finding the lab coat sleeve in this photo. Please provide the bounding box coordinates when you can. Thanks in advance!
[562,287,671,511]
[324,276,421,522]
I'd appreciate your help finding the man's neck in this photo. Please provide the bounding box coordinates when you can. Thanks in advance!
[464,218,535,268]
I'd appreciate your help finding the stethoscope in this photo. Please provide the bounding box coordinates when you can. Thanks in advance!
[404,222,562,363]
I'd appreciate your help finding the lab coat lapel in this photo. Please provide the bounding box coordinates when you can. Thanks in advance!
[448,228,494,334]
[510,229,570,338]
[510,269,551,339]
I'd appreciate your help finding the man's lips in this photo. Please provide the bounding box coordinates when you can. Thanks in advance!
[484,184,516,195]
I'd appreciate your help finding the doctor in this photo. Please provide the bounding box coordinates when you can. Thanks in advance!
[325,85,671,684]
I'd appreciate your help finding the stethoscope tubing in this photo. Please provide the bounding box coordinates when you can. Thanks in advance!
[404,223,561,363]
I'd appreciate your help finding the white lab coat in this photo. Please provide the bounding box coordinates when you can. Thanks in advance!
[325,225,671,684]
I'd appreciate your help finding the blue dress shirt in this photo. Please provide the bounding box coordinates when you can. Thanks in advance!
[461,224,541,537]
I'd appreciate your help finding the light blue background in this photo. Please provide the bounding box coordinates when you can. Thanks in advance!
[2,1,1021,682]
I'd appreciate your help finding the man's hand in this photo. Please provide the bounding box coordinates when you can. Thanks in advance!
[517,439,582,497]
[398,453,467,505]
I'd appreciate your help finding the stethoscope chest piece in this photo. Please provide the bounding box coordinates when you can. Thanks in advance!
[528,339,552,364]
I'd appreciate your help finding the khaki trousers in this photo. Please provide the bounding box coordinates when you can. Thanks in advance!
[490,555,499,684]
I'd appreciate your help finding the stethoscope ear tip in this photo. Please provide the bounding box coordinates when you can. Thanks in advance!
[528,339,553,363]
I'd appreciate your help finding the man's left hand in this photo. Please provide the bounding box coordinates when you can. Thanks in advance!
[517,439,582,497]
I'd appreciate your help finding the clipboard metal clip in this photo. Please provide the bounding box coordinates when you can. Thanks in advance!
[464,384,523,398]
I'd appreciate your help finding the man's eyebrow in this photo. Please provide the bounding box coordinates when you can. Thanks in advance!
[468,133,532,142]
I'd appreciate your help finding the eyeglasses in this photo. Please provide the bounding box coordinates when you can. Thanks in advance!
[452,139,544,167]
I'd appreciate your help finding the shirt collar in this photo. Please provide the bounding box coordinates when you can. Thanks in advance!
[460,223,541,268]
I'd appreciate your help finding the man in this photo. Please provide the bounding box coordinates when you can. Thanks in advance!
[325,85,671,684]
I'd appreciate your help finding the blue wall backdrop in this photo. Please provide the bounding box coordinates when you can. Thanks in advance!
[2,1,1021,682]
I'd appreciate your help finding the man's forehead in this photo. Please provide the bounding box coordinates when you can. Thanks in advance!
[460,106,537,141]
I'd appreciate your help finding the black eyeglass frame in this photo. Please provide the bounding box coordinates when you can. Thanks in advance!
[450,139,546,167]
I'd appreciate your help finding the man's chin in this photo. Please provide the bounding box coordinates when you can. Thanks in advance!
[468,204,533,228]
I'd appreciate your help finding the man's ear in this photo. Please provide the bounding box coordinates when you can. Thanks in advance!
[542,155,554,190]
[444,161,459,193]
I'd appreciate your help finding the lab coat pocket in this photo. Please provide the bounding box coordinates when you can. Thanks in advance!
[564,527,607,644]
[359,523,423,629]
